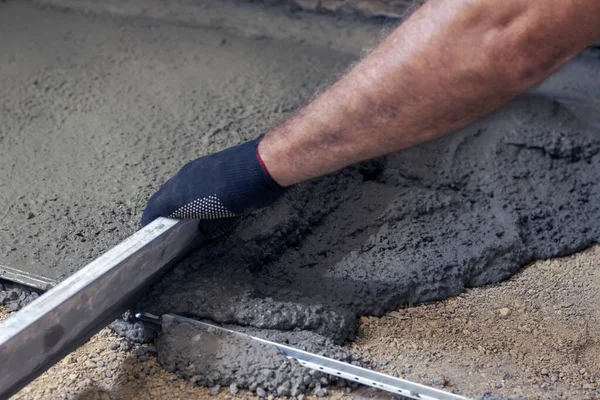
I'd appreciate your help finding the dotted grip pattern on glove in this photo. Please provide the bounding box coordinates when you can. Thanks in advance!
[169,195,236,219]
[141,137,284,228]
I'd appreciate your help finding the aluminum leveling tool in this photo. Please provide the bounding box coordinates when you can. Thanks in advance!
[0,217,471,400]
[0,218,204,399]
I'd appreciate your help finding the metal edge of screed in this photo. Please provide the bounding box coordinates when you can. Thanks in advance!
[0,218,204,400]
[159,314,472,400]
[0,264,57,291]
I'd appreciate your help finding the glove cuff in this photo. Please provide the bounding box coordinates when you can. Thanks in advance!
[223,136,286,214]
[255,139,277,186]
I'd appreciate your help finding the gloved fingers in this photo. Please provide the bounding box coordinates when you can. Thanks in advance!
[141,189,172,227]
[142,193,242,240]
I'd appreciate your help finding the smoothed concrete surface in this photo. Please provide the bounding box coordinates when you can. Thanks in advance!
[0,0,357,281]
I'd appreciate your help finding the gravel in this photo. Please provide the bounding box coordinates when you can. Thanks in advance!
[256,386,267,398]
[433,376,446,387]
[0,283,40,313]
[208,385,221,396]
[229,383,239,395]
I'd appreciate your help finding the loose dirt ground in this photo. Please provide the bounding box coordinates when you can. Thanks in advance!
[7,245,600,400]
[352,246,600,400]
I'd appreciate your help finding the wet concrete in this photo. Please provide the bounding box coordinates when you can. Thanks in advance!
[144,49,600,395]
[3,1,600,398]
[0,0,358,281]
[142,47,600,391]
[157,315,357,397]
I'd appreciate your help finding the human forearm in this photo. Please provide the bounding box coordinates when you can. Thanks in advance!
[259,0,600,186]
[143,0,600,228]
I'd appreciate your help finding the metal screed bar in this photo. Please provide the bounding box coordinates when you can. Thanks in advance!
[158,314,471,400]
[0,264,56,291]
[0,218,204,400]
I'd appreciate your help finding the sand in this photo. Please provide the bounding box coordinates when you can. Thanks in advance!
[351,245,600,399]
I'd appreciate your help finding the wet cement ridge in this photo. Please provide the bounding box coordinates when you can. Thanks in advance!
[128,49,600,397]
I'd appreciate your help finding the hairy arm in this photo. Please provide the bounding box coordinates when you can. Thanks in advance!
[259,0,600,186]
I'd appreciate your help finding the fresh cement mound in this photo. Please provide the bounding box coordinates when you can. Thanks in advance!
[132,50,600,395]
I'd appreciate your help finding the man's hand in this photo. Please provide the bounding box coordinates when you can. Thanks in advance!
[141,137,284,230]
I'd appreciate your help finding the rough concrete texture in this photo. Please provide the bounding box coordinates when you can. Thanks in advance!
[127,47,600,395]
[4,0,600,398]
[157,315,357,397]
[248,0,417,18]
[0,282,39,313]
[0,0,358,281]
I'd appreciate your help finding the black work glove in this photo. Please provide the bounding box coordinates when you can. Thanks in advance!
[141,137,285,234]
